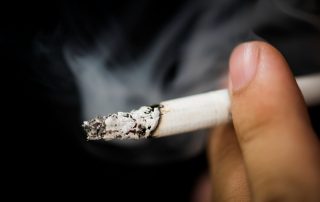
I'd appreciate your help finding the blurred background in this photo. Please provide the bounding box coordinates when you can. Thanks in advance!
[2,0,320,201]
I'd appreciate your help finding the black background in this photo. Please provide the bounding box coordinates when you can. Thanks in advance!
[2,1,319,201]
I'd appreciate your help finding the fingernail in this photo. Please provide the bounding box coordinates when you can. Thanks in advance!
[229,43,260,92]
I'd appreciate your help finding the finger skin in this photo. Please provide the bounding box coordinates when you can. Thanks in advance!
[208,124,250,202]
[229,41,320,201]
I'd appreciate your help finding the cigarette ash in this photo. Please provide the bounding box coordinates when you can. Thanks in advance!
[82,106,160,140]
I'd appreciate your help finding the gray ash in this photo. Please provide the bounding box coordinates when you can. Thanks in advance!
[82,106,160,140]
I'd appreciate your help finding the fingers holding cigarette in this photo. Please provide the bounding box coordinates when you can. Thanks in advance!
[80,41,320,200]
[208,41,320,201]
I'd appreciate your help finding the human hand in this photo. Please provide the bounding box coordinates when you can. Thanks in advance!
[207,41,320,201]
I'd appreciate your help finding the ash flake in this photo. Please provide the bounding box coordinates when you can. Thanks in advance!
[82,106,160,140]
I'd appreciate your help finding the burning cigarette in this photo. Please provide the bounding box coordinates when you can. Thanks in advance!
[83,74,320,140]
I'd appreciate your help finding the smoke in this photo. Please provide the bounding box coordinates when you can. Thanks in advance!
[63,0,255,121]
[31,0,262,163]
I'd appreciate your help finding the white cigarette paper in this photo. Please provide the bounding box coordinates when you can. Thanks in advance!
[153,89,230,137]
[83,74,320,140]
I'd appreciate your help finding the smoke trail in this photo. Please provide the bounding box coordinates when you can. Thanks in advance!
[32,0,261,163]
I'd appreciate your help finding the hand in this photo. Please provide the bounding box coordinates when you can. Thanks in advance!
[207,41,320,201]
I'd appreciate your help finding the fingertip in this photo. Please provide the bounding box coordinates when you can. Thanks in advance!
[229,41,307,124]
[229,41,288,93]
[229,42,259,92]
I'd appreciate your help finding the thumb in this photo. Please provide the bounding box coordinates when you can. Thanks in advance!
[229,41,320,201]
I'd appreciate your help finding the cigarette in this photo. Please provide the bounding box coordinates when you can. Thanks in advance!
[82,73,320,140]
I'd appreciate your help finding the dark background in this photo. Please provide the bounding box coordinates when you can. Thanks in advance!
[2,0,319,201]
